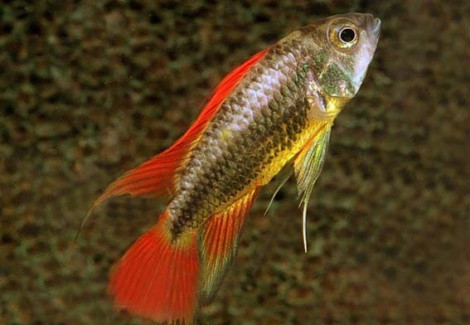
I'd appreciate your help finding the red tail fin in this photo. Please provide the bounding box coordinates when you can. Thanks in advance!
[109,212,199,324]
[109,191,259,323]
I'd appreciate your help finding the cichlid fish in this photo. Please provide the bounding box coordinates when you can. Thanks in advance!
[90,12,380,324]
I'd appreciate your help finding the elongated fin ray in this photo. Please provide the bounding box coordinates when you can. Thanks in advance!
[199,190,258,303]
[302,202,308,253]
[294,127,331,252]
[264,165,293,216]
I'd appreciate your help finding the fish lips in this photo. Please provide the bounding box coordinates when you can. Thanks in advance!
[369,16,381,46]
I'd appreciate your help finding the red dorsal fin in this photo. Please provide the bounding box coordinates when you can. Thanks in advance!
[199,190,258,303]
[92,48,269,208]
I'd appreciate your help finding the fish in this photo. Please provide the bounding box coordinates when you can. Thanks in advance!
[88,12,380,324]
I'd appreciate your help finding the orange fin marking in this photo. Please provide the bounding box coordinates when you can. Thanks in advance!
[93,48,269,207]
[199,190,258,303]
[109,211,200,324]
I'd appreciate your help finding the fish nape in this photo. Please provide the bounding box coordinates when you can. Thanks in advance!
[86,13,380,324]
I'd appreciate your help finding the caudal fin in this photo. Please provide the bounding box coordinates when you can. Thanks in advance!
[109,212,199,324]
[108,191,258,324]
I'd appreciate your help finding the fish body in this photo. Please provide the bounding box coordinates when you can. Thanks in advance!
[170,48,324,234]
[92,13,380,324]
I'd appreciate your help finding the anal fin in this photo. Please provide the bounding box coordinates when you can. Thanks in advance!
[199,190,258,303]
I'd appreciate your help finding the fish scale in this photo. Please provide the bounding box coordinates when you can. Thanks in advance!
[169,46,319,234]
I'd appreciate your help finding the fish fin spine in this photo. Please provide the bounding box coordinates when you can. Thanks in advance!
[199,190,258,303]
[109,211,199,325]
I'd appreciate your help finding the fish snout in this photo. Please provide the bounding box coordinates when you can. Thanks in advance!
[367,14,381,41]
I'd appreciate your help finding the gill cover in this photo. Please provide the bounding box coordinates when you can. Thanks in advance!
[310,14,381,99]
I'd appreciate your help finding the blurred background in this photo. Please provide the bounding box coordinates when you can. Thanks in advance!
[1,1,468,324]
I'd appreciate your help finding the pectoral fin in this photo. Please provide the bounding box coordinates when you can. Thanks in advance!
[294,126,331,252]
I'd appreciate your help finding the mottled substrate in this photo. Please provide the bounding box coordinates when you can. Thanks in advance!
[0,1,468,324]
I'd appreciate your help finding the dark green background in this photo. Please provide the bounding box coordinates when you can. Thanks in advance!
[1,1,468,324]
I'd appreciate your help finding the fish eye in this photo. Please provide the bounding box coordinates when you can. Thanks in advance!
[329,20,359,49]
[339,28,356,43]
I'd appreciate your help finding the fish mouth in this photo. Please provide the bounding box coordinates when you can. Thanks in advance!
[372,18,382,33]
[365,15,381,46]
[372,17,381,36]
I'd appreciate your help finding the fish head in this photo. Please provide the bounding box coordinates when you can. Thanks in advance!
[301,13,381,101]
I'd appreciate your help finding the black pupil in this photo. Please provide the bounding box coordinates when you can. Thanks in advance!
[340,28,355,42]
